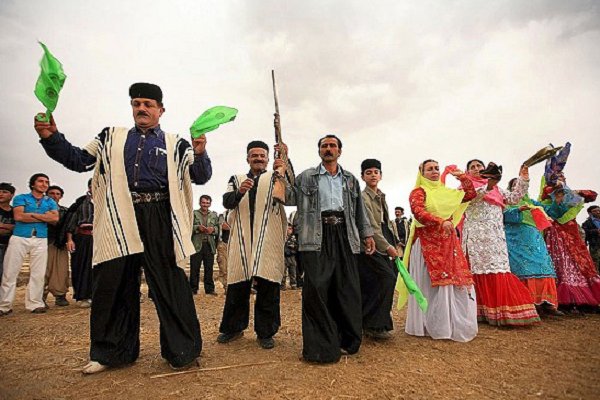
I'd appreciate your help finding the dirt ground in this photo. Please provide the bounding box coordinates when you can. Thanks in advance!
[1,283,599,400]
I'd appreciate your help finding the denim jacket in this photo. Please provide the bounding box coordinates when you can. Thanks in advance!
[286,163,373,253]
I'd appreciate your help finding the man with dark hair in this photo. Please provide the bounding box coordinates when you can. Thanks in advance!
[393,206,410,256]
[0,182,16,284]
[190,194,219,295]
[34,82,211,373]
[64,179,94,308]
[289,135,375,363]
[217,140,290,350]
[583,205,600,272]
[44,185,70,307]
[0,174,58,316]
[317,134,343,149]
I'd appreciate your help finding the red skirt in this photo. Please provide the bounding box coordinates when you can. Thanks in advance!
[545,223,600,305]
[521,277,558,307]
[473,273,540,326]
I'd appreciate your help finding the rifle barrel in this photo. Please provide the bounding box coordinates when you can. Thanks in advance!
[271,70,280,115]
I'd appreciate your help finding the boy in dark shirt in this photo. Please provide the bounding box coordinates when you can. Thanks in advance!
[0,183,16,284]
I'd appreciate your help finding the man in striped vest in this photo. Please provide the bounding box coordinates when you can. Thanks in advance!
[217,140,289,350]
[34,82,211,373]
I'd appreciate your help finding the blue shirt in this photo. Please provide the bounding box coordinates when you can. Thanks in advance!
[12,193,58,238]
[318,164,344,212]
[124,126,168,190]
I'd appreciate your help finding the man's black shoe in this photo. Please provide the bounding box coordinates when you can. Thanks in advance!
[258,337,275,349]
[217,331,243,344]
[169,357,201,371]
[55,296,69,307]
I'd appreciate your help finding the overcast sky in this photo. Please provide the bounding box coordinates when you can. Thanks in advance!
[0,0,598,221]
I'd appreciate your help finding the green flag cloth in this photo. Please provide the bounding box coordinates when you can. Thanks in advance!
[190,106,238,138]
[34,42,66,121]
[394,257,428,313]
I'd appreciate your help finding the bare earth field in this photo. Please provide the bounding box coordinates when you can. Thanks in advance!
[1,284,599,400]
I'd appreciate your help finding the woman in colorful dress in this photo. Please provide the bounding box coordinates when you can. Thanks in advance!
[542,182,600,313]
[503,178,562,317]
[539,143,600,313]
[462,160,540,326]
[404,160,478,342]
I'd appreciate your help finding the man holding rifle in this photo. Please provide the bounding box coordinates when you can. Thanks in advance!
[217,140,291,350]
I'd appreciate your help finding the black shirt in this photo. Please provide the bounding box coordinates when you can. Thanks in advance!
[47,206,68,242]
[0,207,15,246]
[223,170,267,234]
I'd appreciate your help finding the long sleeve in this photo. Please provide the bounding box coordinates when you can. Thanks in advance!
[409,188,444,227]
[544,201,569,220]
[354,182,374,240]
[208,211,220,233]
[362,192,391,253]
[190,152,212,185]
[192,211,200,234]
[457,174,477,202]
[223,176,245,210]
[40,131,98,173]
[578,190,598,203]
[503,176,529,205]
[64,209,78,234]
[582,219,600,242]
[284,173,302,207]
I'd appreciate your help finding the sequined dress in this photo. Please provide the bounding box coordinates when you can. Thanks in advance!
[544,194,600,306]
[462,177,540,326]
[503,197,559,307]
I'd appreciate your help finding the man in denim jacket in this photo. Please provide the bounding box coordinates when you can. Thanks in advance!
[287,134,375,363]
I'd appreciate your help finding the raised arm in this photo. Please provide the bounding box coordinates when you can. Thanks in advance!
[504,165,530,205]
[176,137,212,185]
[457,174,477,202]
[190,152,212,185]
[503,176,529,205]
[35,114,98,173]
[577,190,598,203]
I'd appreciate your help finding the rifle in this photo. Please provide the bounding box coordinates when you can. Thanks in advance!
[271,70,295,201]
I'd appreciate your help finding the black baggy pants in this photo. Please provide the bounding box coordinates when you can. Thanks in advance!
[219,277,280,339]
[357,252,397,331]
[300,222,362,363]
[90,200,202,368]
[71,234,93,301]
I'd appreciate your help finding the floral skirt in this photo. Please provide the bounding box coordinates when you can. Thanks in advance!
[473,272,540,326]
[545,224,600,306]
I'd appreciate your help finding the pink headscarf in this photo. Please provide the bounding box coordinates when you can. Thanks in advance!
[463,174,505,208]
[447,164,505,209]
